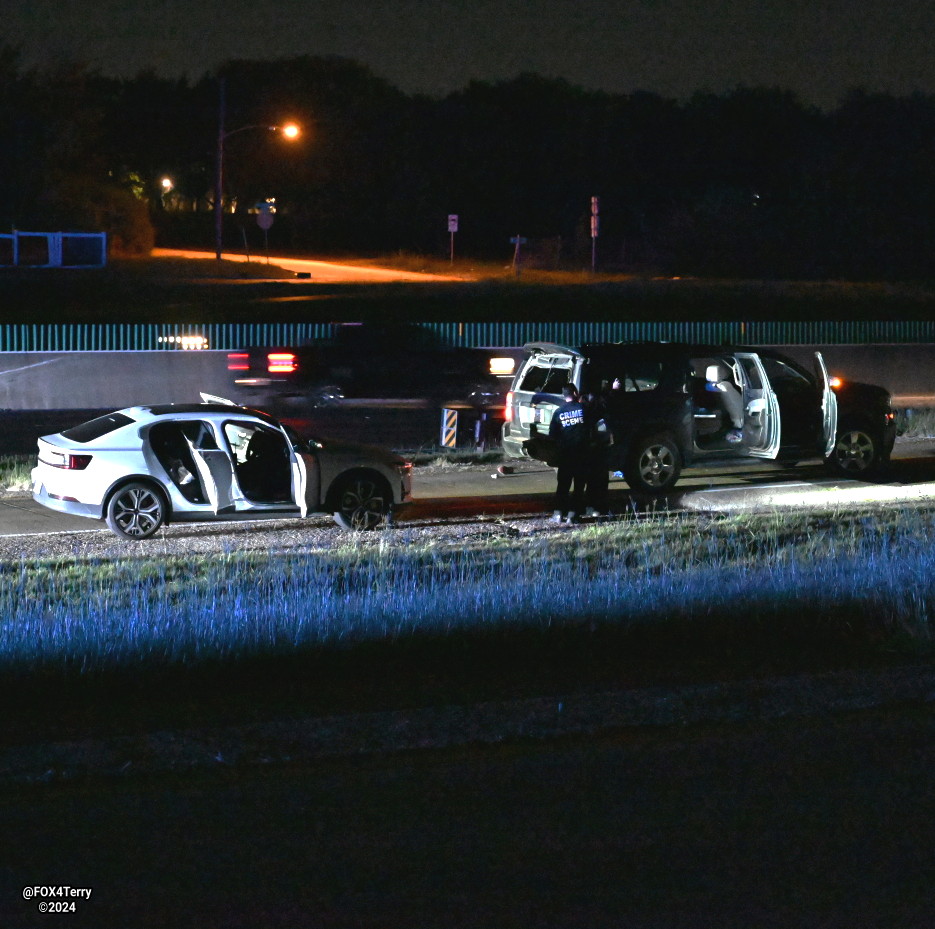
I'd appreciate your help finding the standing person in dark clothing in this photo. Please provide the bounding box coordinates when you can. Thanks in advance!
[548,384,591,523]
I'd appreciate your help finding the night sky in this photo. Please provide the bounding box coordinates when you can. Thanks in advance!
[7,0,935,108]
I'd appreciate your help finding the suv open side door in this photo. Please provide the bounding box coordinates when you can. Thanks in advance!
[734,353,781,459]
[813,351,838,458]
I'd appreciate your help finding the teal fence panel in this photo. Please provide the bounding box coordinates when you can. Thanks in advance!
[1,320,935,351]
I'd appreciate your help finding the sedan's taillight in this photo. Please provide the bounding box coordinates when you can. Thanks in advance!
[267,352,298,374]
[505,391,514,422]
[42,451,93,470]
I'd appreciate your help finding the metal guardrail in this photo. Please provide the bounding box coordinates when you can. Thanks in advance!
[1,320,935,352]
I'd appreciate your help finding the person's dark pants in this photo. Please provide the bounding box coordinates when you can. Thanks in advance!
[555,454,588,516]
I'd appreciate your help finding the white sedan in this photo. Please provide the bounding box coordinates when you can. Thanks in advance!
[32,395,412,539]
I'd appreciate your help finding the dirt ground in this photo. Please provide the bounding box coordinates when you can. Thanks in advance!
[2,689,935,928]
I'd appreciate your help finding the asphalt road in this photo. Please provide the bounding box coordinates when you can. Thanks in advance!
[153,247,465,283]
[5,440,935,537]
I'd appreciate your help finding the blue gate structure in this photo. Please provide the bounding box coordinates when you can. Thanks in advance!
[0,231,107,268]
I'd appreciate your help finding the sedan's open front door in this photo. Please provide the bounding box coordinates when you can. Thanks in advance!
[813,351,838,458]
[279,425,320,517]
[734,353,781,459]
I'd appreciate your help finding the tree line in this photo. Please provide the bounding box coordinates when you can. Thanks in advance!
[2,48,935,280]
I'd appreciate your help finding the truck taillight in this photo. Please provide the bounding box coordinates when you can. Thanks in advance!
[267,352,298,374]
[505,391,514,422]
[227,352,250,371]
[489,357,516,376]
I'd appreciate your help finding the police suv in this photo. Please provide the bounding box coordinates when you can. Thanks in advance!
[501,341,896,494]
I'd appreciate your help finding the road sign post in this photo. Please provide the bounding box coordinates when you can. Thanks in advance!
[590,196,599,274]
[448,214,458,263]
[510,235,527,276]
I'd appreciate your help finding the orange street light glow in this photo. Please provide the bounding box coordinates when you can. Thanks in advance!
[281,123,300,139]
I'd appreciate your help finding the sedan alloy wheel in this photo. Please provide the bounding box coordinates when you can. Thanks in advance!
[332,474,390,530]
[106,482,167,539]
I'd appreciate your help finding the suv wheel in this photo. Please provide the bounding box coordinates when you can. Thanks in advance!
[827,425,881,476]
[626,434,683,493]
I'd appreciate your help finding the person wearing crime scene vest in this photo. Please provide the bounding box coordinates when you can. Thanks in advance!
[548,384,592,524]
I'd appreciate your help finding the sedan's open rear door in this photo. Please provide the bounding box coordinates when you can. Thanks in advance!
[187,442,237,514]
[813,352,838,458]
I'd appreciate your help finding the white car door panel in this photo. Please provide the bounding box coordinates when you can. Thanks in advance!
[290,452,321,517]
[188,443,237,514]
[813,351,838,458]
[734,353,781,459]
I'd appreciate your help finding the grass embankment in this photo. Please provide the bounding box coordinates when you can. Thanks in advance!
[4,253,935,324]
[2,501,935,741]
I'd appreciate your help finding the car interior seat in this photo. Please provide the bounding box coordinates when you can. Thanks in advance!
[705,363,744,430]
[239,429,292,502]
[150,422,205,503]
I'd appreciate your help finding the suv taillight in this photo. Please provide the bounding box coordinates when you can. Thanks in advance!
[505,391,514,422]
[227,352,250,371]
[267,352,298,373]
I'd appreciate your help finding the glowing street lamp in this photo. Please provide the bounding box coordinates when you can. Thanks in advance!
[160,176,174,210]
[213,78,300,260]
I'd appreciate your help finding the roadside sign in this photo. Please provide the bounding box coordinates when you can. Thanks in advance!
[257,201,274,230]
[441,408,458,447]
[448,214,459,262]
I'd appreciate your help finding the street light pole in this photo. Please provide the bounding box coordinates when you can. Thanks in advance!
[214,77,227,260]
[213,76,300,260]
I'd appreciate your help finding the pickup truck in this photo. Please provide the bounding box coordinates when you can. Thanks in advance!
[228,322,515,416]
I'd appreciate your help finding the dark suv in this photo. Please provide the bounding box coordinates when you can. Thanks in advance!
[501,341,896,494]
